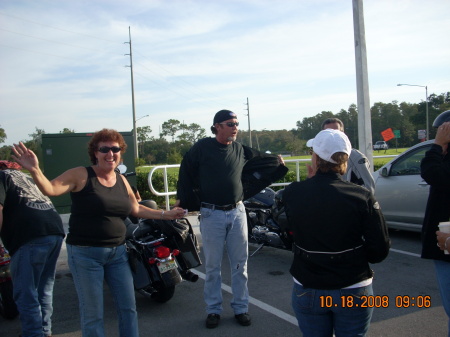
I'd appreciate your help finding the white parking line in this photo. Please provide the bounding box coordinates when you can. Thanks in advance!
[192,247,421,327]
[390,248,421,258]
[193,270,298,326]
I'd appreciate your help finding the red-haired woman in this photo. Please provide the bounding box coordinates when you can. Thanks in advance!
[12,128,185,337]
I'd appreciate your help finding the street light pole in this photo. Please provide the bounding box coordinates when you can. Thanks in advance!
[135,115,149,122]
[397,83,429,141]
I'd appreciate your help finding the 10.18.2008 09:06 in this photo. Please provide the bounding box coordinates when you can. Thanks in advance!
[319,295,431,308]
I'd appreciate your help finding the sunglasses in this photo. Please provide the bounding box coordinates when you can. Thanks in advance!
[219,122,239,127]
[97,146,121,153]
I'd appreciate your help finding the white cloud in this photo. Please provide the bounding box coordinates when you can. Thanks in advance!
[0,0,449,146]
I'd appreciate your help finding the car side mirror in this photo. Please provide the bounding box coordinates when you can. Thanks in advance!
[380,167,389,177]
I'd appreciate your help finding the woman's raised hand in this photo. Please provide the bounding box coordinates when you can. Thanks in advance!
[11,142,39,172]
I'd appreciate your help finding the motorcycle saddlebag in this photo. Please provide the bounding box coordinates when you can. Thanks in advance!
[127,240,182,289]
[154,218,202,270]
[175,233,202,270]
[126,241,152,290]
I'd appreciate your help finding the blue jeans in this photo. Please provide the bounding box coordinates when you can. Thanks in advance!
[435,260,450,337]
[291,282,374,337]
[67,244,138,337]
[10,235,63,337]
[200,202,249,315]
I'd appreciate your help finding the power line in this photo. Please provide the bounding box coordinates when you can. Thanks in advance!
[133,48,227,105]
[0,43,86,61]
[0,27,111,53]
[0,11,119,44]
[133,71,222,111]
[0,11,235,112]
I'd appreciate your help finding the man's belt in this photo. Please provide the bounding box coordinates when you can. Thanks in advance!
[201,201,241,211]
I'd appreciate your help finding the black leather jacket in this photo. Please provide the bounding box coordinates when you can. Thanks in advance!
[284,171,390,289]
[177,141,288,211]
[420,144,450,262]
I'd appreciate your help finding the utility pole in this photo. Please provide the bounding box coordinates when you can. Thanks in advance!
[352,0,373,170]
[124,26,138,160]
[244,97,252,147]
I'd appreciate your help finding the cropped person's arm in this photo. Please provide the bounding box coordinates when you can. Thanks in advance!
[363,195,391,263]
[0,205,3,232]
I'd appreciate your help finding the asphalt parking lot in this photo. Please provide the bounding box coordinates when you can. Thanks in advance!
[1,215,448,337]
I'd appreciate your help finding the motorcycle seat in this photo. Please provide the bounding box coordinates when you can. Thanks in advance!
[125,218,158,241]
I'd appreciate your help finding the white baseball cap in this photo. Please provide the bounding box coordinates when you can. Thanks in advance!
[307,129,351,163]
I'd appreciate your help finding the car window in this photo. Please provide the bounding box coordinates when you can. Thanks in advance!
[389,145,432,176]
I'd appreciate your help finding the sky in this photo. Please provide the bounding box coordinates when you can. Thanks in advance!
[1,0,449,146]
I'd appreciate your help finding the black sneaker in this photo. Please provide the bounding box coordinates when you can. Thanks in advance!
[206,313,220,329]
[235,313,251,326]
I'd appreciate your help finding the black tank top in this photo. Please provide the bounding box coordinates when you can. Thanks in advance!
[66,167,132,247]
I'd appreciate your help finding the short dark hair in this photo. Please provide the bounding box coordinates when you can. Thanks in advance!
[321,118,344,131]
[87,129,127,165]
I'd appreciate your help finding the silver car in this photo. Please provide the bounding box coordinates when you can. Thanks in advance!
[373,141,388,151]
[372,140,434,232]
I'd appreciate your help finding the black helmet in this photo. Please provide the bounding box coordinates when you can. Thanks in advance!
[272,189,289,231]
[432,110,450,128]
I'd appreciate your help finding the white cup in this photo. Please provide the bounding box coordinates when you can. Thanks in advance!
[438,222,450,254]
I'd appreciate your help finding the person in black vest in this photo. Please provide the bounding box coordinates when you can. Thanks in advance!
[12,129,185,337]
[284,129,390,337]
[0,161,65,337]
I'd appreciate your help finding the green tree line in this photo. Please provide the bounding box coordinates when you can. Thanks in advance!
[294,92,450,150]
[1,92,449,163]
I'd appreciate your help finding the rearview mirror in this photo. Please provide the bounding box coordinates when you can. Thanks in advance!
[117,164,127,174]
[380,167,388,177]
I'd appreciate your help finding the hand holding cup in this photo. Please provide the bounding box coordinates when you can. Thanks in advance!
[437,222,450,254]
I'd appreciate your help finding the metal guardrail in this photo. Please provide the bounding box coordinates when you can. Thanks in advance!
[147,164,179,210]
[148,155,398,210]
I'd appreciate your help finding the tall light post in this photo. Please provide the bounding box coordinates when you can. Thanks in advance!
[397,83,429,141]
[135,114,149,122]
[135,114,149,159]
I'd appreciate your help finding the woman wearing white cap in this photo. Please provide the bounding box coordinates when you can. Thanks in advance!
[284,129,391,337]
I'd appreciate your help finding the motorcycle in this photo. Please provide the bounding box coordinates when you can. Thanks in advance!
[119,165,201,303]
[244,187,293,256]
[125,214,201,303]
[0,243,19,319]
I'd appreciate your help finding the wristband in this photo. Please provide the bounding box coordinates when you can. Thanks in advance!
[161,210,165,219]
